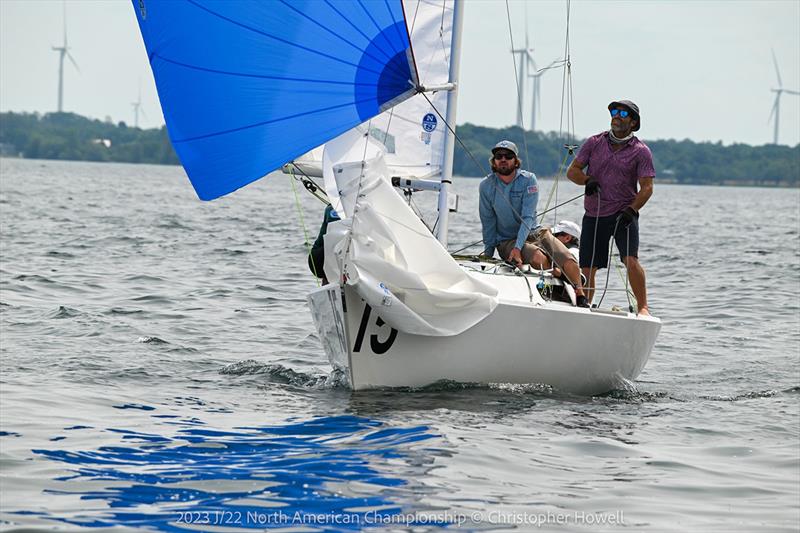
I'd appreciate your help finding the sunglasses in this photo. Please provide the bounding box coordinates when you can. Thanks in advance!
[610,108,631,118]
[494,153,516,160]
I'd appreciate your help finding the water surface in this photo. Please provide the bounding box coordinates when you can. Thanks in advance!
[1,158,798,531]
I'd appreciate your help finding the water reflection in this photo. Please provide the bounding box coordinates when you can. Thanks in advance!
[29,414,446,531]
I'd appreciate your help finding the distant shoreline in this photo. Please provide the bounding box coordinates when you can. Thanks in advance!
[1,111,798,188]
[3,156,797,190]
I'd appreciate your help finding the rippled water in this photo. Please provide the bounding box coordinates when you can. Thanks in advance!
[1,158,798,531]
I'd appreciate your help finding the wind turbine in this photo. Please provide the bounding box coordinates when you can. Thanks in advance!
[511,34,533,129]
[768,49,800,145]
[131,82,148,128]
[511,4,551,132]
[52,1,80,112]
[528,57,561,133]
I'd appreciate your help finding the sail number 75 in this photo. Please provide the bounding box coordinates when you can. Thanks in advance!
[353,304,397,354]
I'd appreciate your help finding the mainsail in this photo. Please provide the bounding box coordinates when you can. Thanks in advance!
[133,0,418,200]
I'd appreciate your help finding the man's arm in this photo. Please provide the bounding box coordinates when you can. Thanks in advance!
[515,179,538,250]
[630,177,653,211]
[478,181,497,257]
[566,158,590,185]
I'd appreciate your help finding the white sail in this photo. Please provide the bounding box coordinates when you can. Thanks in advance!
[321,0,454,190]
[377,0,454,179]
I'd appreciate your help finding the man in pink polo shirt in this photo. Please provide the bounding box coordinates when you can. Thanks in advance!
[566,100,655,316]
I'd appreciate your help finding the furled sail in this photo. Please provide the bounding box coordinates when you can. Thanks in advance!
[133,0,418,200]
[325,130,498,336]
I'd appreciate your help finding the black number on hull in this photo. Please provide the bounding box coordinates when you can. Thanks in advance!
[353,304,398,354]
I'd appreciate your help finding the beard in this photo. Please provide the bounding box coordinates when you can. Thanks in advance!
[495,166,515,176]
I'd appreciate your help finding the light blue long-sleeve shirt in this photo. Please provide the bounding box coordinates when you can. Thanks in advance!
[479,169,539,257]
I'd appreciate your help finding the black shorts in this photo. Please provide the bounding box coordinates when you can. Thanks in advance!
[579,212,639,269]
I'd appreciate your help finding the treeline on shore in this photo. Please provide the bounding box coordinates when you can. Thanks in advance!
[1,111,798,187]
[0,112,179,165]
[453,124,799,187]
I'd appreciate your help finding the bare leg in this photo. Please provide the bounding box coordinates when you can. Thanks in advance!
[623,256,649,315]
[581,267,598,304]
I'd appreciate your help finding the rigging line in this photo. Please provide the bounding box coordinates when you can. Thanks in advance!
[451,239,484,254]
[381,108,396,149]
[504,0,530,166]
[186,0,407,81]
[557,0,571,140]
[535,59,567,73]
[586,191,602,304]
[288,163,330,205]
[538,150,570,225]
[595,231,616,309]
[418,91,488,177]
[616,260,635,311]
[408,0,421,33]
[564,1,576,141]
[453,192,586,256]
[537,0,574,229]
[289,174,321,286]
[554,0,574,226]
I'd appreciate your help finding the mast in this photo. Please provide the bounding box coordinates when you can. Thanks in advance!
[435,0,464,248]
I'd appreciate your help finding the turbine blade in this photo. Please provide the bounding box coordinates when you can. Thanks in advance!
[784,89,800,96]
[767,95,779,124]
[66,51,80,73]
[140,107,148,120]
[62,0,67,47]
[771,48,782,87]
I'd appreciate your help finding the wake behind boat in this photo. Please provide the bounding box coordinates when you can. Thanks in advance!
[133,0,660,394]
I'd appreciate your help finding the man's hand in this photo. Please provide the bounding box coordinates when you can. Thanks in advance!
[585,176,601,196]
[508,247,523,267]
[616,206,639,227]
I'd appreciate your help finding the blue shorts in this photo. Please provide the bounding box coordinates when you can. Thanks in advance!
[579,212,639,269]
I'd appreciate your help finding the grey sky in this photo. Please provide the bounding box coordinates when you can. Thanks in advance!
[1,0,798,147]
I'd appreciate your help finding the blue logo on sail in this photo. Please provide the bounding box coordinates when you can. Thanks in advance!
[422,113,438,132]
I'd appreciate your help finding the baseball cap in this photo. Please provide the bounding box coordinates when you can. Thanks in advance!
[492,140,519,157]
[554,220,581,240]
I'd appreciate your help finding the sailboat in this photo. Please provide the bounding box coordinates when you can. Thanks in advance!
[132,0,660,395]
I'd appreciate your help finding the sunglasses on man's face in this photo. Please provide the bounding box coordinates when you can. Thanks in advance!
[494,153,515,160]
[610,108,631,118]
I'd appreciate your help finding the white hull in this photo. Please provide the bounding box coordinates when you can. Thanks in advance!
[309,267,661,395]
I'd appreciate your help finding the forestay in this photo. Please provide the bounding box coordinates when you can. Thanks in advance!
[133,0,418,200]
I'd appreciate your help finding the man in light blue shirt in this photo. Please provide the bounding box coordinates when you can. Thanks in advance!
[479,140,589,307]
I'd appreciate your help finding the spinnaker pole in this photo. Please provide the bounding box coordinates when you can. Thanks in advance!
[435,0,464,248]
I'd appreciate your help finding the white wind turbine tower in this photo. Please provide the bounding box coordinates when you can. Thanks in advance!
[511,31,534,129]
[511,5,551,132]
[768,49,800,145]
[51,2,79,112]
[131,82,148,128]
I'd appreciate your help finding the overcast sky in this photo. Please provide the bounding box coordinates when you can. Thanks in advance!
[1,0,798,147]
